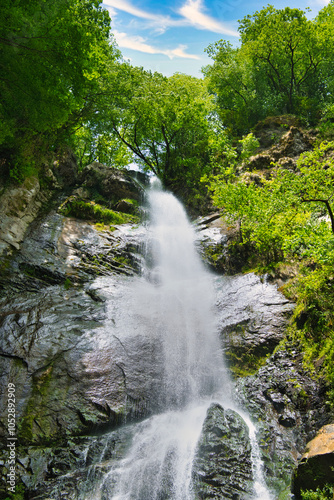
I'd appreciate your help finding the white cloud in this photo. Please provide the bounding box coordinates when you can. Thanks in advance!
[179,0,239,36]
[114,31,200,60]
[103,0,238,36]
[103,0,162,21]
[103,0,183,32]
[165,45,200,60]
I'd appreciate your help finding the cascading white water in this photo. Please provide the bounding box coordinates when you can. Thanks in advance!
[144,183,229,408]
[83,181,272,500]
[107,182,231,500]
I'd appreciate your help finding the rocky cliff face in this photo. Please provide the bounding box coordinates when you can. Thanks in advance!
[0,143,333,499]
[0,162,154,498]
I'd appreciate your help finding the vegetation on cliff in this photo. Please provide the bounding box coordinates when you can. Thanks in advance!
[2,2,334,496]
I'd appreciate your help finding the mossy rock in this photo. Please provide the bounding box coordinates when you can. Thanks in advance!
[253,115,302,149]
[58,197,138,225]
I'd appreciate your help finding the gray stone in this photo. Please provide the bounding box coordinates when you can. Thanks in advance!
[192,403,254,499]
[216,273,294,374]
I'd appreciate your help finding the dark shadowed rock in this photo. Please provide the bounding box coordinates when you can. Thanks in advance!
[192,403,254,500]
[292,424,334,498]
[78,163,146,207]
[52,149,78,187]
[235,347,333,496]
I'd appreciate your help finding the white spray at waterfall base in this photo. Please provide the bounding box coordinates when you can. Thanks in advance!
[85,182,273,500]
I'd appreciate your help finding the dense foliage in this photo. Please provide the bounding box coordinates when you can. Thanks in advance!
[79,63,218,195]
[108,67,214,188]
[0,0,119,179]
[204,4,334,133]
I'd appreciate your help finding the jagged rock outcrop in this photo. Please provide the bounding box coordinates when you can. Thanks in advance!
[78,162,147,207]
[246,126,315,171]
[53,149,78,187]
[0,168,154,446]
[292,424,334,498]
[235,347,333,496]
[192,403,254,499]
[0,176,51,257]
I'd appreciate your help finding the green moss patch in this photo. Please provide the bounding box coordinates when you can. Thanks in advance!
[59,197,139,224]
[226,349,269,378]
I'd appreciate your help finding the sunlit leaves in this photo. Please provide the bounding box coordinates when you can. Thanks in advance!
[204,4,334,132]
[105,65,215,187]
[0,0,119,172]
[209,141,334,265]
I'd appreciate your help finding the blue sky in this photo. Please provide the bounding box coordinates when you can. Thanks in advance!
[102,0,330,77]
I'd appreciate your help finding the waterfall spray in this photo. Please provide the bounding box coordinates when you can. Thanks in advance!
[82,181,272,500]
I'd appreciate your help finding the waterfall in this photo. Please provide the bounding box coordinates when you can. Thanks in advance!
[82,181,272,500]
[143,184,229,408]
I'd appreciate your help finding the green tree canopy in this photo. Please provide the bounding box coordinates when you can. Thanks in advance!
[204,3,334,133]
[100,64,215,189]
[0,0,119,175]
[209,141,334,264]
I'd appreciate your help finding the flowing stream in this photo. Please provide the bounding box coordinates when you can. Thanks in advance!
[82,181,272,500]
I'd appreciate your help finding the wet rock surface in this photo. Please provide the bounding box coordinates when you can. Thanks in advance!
[0,167,156,497]
[0,161,332,499]
[15,424,136,499]
[249,116,315,169]
[235,347,333,496]
[192,403,254,500]
[215,273,295,376]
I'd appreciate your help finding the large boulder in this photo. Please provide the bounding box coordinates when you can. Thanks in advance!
[216,273,294,376]
[292,424,334,498]
[78,163,147,207]
[192,403,254,499]
[246,121,315,172]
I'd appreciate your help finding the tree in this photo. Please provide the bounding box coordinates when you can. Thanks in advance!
[209,141,334,264]
[281,142,334,234]
[204,5,334,133]
[203,41,265,134]
[71,124,132,170]
[0,0,119,177]
[102,64,215,188]
[239,6,326,116]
